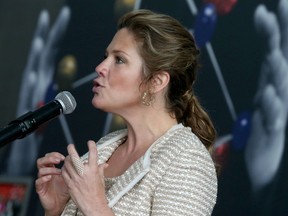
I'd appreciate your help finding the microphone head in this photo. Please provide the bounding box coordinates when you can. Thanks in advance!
[55,91,77,114]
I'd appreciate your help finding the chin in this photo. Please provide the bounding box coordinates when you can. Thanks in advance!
[91,97,101,108]
[91,98,108,112]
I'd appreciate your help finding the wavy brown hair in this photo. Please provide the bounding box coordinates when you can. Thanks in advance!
[118,9,217,153]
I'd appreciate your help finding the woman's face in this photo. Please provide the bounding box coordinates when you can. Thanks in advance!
[92,28,144,114]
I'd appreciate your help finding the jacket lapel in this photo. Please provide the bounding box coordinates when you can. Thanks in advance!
[106,147,152,208]
[83,124,183,208]
[84,129,151,208]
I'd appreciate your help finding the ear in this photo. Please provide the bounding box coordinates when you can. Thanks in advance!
[151,71,170,93]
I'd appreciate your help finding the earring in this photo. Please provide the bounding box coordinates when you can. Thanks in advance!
[141,90,154,106]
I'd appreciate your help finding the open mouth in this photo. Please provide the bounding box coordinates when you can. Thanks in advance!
[93,80,102,88]
[92,79,104,93]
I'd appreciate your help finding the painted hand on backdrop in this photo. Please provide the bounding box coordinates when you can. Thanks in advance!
[245,0,288,192]
[5,6,71,175]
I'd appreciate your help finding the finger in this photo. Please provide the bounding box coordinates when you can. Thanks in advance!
[61,165,72,184]
[41,6,71,73]
[67,144,80,158]
[21,11,49,108]
[23,10,49,82]
[278,0,288,59]
[24,39,43,77]
[254,4,280,52]
[46,6,71,49]
[38,167,62,178]
[87,140,98,167]
[67,144,84,175]
[254,61,270,104]
[44,152,66,160]
[62,156,78,179]
[260,85,286,132]
[21,39,44,111]
[37,6,71,103]
[35,175,52,195]
[33,10,50,41]
[267,49,288,104]
[71,156,84,176]
[37,152,65,169]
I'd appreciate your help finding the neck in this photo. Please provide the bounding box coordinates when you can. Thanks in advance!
[103,102,178,178]
[119,108,177,154]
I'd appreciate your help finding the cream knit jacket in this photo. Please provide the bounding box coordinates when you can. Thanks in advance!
[61,124,217,216]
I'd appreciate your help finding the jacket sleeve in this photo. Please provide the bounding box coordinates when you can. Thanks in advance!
[151,146,217,216]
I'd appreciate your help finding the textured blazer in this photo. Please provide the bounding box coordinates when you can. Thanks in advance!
[61,124,217,216]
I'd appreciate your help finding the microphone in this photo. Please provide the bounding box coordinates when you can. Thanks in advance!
[0,91,77,148]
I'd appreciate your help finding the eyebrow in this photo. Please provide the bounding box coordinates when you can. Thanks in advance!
[106,49,131,57]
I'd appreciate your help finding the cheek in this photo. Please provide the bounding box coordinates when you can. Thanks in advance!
[110,72,142,92]
[109,75,127,90]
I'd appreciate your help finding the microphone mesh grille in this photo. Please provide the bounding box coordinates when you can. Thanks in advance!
[55,91,77,114]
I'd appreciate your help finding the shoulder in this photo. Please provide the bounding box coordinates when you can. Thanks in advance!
[152,126,212,162]
[151,125,217,183]
[150,126,217,214]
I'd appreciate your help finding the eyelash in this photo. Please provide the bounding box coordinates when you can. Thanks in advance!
[115,56,124,64]
[103,55,125,64]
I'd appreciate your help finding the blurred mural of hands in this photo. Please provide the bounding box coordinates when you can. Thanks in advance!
[213,0,288,215]
[244,0,288,192]
[2,6,71,176]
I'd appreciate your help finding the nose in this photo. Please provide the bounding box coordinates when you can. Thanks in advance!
[95,59,108,77]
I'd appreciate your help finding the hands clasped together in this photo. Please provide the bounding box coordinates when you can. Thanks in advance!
[35,140,111,216]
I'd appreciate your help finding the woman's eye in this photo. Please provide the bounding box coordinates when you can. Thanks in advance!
[116,56,124,64]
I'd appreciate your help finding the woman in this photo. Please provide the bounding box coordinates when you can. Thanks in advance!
[35,9,217,216]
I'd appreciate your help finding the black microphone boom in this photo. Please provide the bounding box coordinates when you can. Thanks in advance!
[0,91,76,148]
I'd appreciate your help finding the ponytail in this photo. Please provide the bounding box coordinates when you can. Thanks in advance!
[183,95,216,153]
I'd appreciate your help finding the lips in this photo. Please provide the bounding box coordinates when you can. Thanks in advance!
[93,80,101,87]
[92,79,103,93]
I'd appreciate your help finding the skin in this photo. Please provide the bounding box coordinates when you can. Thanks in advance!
[35,152,69,216]
[36,28,178,215]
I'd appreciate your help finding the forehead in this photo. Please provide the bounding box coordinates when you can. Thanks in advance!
[107,28,139,54]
